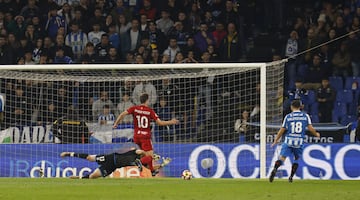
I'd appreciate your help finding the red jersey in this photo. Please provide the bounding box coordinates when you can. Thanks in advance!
[127,105,159,139]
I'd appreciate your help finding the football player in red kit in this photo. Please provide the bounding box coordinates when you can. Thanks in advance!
[113,93,179,175]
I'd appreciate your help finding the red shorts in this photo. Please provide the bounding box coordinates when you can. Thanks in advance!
[133,137,153,151]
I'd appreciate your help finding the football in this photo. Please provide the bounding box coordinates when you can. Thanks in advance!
[181,170,192,180]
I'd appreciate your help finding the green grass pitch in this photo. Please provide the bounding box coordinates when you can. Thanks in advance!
[0,178,358,200]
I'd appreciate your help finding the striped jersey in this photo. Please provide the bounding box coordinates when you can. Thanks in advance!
[281,110,312,148]
[65,31,88,59]
[98,113,116,125]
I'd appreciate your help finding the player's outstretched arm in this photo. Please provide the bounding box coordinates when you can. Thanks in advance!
[113,110,129,128]
[155,118,179,126]
[271,127,286,147]
[308,125,320,138]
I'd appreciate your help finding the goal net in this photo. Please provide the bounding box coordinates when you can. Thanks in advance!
[0,61,285,178]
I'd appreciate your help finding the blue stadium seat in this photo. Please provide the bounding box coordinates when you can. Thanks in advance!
[309,102,319,115]
[340,115,357,126]
[344,76,360,90]
[348,102,358,116]
[297,64,308,80]
[335,89,354,104]
[310,114,319,123]
[332,102,347,123]
[329,76,344,91]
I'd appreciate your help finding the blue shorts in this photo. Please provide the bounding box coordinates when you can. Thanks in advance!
[279,143,303,160]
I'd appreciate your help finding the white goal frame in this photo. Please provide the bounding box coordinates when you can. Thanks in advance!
[1,62,269,179]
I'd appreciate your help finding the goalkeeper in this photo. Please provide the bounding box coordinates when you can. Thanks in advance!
[269,100,320,183]
[60,148,144,179]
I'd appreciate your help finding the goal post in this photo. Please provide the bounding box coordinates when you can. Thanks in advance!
[0,61,285,178]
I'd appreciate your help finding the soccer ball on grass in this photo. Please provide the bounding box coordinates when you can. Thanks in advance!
[181,170,192,180]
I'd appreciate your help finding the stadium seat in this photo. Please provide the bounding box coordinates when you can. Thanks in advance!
[347,102,358,116]
[340,115,357,126]
[329,76,344,91]
[310,114,319,123]
[297,64,308,80]
[332,102,347,123]
[335,89,353,104]
[344,76,360,90]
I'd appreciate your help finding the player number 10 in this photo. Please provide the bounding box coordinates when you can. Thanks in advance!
[136,115,149,128]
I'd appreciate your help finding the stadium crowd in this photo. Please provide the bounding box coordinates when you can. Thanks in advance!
[0,0,360,143]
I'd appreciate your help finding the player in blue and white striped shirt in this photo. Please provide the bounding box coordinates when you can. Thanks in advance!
[270,99,320,183]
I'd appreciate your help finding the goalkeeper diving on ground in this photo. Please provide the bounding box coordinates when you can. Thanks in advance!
[60,148,171,179]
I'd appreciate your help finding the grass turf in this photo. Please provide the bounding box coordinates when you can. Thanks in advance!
[0,178,358,200]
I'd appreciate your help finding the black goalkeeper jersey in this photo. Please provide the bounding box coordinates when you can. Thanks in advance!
[114,150,141,168]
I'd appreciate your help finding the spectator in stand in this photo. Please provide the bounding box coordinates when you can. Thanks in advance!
[299,27,320,65]
[110,0,132,23]
[149,48,161,64]
[38,101,59,126]
[207,44,219,62]
[347,31,360,77]
[0,34,16,64]
[120,18,141,57]
[167,21,189,49]
[182,36,200,60]
[147,20,166,53]
[117,93,134,124]
[219,22,242,62]
[163,37,181,63]
[65,21,88,61]
[88,22,106,46]
[154,97,175,142]
[105,46,121,63]
[108,23,120,51]
[9,85,32,126]
[72,8,87,33]
[188,2,202,32]
[45,5,67,41]
[234,110,251,142]
[53,85,72,116]
[316,77,336,123]
[57,3,73,26]
[284,79,308,115]
[333,15,348,39]
[156,10,173,36]
[95,33,113,62]
[184,50,198,63]
[6,15,26,40]
[89,7,105,31]
[98,105,116,126]
[194,22,215,53]
[49,34,74,60]
[314,13,330,41]
[200,51,211,63]
[132,81,157,107]
[116,13,131,35]
[173,52,186,63]
[20,0,40,21]
[31,16,44,39]
[92,90,116,121]
[301,54,327,90]
[32,38,43,64]
[24,50,35,65]
[219,0,240,29]
[139,14,149,32]
[80,42,97,64]
[212,21,226,49]
[332,41,351,78]
[53,46,73,64]
[177,11,191,33]
[139,0,156,21]
[24,24,38,46]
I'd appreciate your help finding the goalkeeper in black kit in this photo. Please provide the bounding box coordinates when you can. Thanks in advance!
[60,148,144,179]
[52,109,89,143]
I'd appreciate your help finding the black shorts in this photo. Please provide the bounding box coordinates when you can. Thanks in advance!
[95,154,116,177]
